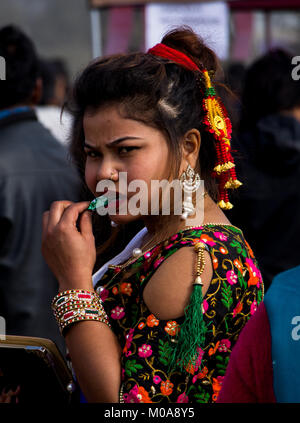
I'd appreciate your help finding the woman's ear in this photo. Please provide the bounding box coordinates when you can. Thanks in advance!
[181,128,201,170]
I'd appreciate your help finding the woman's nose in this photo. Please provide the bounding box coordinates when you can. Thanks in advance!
[96,160,119,182]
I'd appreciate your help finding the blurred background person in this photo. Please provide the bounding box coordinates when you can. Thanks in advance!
[0,25,82,354]
[217,263,300,403]
[36,57,72,146]
[226,48,300,290]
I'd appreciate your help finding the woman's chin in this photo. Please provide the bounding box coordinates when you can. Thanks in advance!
[108,213,141,226]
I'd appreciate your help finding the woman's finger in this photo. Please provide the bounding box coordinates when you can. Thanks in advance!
[79,210,94,239]
[41,210,50,243]
[47,201,74,232]
[58,201,91,229]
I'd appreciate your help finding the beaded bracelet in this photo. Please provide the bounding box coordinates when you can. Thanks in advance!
[51,289,111,335]
[58,308,110,334]
[53,303,105,320]
[52,289,99,309]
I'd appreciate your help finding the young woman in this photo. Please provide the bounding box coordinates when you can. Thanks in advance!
[42,28,264,403]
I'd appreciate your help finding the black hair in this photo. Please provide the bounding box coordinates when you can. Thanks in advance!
[0,25,40,109]
[38,58,70,105]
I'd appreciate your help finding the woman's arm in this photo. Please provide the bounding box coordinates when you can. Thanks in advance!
[42,200,122,402]
[65,321,121,402]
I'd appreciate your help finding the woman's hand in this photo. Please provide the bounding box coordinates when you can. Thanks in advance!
[42,201,96,292]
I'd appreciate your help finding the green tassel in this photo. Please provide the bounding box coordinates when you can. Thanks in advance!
[167,284,207,373]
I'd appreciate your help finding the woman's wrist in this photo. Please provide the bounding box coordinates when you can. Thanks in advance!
[57,276,94,294]
[51,288,111,336]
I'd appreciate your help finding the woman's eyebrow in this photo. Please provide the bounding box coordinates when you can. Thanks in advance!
[84,136,142,149]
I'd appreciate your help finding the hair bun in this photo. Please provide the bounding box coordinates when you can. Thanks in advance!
[161,26,220,76]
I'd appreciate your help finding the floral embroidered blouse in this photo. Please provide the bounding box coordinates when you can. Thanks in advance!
[94,224,264,403]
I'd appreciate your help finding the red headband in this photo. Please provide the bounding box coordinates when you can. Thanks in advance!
[148,43,200,72]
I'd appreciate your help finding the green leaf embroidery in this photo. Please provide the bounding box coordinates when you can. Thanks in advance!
[257,289,262,305]
[158,339,171,366]
[228,226,241,234]
[215,355,229,375]
[230,240,246,256]
[221,282,233,310]
[194,385,210,403]
[241,248,247,257]
[124,359,143,377]
[130,304,139,326]
[237,269,247,289]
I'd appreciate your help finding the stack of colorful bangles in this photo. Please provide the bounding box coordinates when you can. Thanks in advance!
[51,289,111,335]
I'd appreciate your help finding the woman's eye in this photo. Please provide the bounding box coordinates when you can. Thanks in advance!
[118,146,138,155]
[85,150,99,158]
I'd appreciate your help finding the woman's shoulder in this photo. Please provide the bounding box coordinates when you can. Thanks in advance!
[160,223,247,253]
[149,222,263,298]
[141,222,256,277]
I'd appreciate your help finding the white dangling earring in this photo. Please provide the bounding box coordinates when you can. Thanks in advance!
[179,164,201,221]
[111,220,118,227]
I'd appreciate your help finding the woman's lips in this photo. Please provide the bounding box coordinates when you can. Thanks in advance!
[107,195,126,212]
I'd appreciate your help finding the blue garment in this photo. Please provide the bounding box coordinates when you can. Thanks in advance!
[0,106,31,120]
[264,265,300,402]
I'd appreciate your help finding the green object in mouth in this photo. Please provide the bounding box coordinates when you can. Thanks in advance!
[87,195,108,211]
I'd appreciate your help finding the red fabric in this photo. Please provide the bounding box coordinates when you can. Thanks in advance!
[217,302,276,403]
[147,43,201,72]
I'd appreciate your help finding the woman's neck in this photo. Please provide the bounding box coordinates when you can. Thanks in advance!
[141,194,228,245]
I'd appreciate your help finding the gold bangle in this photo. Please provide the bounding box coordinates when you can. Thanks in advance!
[51,289,111,335]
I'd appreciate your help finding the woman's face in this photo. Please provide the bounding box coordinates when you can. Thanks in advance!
[83,104,172,224]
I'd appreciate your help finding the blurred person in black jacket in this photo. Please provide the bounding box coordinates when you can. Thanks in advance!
[0,25,82,354]
[226,48,300,290]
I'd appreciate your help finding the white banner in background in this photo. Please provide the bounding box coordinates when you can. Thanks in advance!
[145,2,229,61]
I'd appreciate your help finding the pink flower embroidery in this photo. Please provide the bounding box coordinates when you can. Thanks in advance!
[218,339,231,353]
[144,246,160,260]
[250,300,258,315]
[98,287,109,302]
[111,306,125,320]
[165,243,174,250]
[176,393,189,403]
[202,299,209,314]
[153,375,162,384]
[226,270,238,285]
[213,231,228,241]
[153,257,164,269]
[123,328,134,356]
[138,344,152,358]
[200,234,216,246]
[123,385,139,403]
